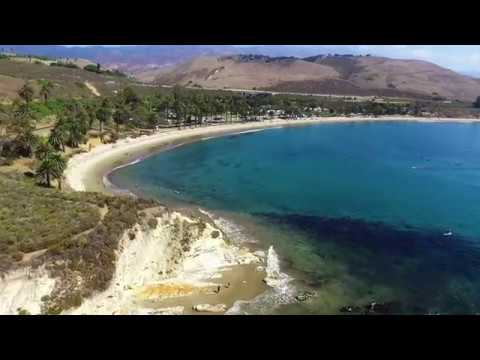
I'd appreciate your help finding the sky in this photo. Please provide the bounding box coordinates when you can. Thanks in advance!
[64,45,480,77]
[240,45,480,76]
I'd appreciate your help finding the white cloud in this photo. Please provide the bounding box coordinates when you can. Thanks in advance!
[410,49,433,60]
[465,53,480,66]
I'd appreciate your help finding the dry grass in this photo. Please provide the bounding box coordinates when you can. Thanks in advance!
[0,58,132,101]
[0,174,101,271]
[155,55,480,102]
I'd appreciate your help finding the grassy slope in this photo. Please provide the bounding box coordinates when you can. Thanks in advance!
[0,58,133,101]
[0,174,101,269]
[0,173,161,313]
[154,55,480,102]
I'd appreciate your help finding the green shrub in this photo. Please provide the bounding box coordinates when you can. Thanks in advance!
[50,62,79,69]
[17,307,31,315]
[84,64,99,73]
[30,98,68,117]
[84,64,126,77]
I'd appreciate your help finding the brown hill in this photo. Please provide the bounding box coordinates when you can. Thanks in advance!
[154,54,480,102]
[154,55,339,89]
[0,57,133,103]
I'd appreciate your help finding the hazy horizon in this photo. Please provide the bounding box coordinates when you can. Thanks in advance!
[62,45,480,77]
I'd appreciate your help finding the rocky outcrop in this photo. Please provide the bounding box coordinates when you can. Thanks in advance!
[66,210,262,314]
[127,306,184,315]
[295,291,316,302]
[193,303,227,313]
[339,301,402,314]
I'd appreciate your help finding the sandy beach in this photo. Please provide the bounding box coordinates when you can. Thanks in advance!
[65,115,480,195]
[62,115,480,315]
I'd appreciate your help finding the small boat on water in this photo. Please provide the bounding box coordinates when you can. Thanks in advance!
[443,231,453,237]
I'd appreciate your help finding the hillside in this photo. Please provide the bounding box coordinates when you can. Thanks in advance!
[1,45,238,81]
[154,54,480,102]
[0,57,133,102]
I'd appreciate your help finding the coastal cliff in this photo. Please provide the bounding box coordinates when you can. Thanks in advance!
[67,209,264,315]
[0,206,266,315]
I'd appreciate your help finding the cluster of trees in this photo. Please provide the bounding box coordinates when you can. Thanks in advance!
[474,96,480,109]
[0,84,148,188]
[0,83,87,187]
[140,87,444,123]
[2,82,477,191]
[0,89,66,187]
[84,64,127,77]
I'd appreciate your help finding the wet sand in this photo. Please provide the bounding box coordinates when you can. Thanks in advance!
[146,264,268,315]
[66,116,480,196]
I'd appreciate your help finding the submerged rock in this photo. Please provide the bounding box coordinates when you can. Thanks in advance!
[128,306,184,315]
[193,304,227,313]
[295,291,316,302]
[339,305,363,313]
[339,301,402,314]
[364,301,402,314]
[253,251,266,259]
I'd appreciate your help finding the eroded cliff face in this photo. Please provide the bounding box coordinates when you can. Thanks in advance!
[65,210,262,315]
[0,209,265,315]
[66,212,261,314]
[0,266,56,315]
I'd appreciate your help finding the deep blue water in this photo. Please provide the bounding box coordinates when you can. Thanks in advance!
[110,122,480,314]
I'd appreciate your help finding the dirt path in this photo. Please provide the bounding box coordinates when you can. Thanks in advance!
[84,81,100,97]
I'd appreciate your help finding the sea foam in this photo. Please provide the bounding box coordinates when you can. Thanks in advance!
[226,246,296,315]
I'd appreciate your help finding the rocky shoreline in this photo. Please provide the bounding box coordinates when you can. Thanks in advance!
[7,116,468,315]
[0,205,273,315]
[65,209,268,315]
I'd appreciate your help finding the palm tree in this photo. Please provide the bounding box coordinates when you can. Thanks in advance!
[48,126,66,151]
[474,96,480,109]
[96,98,111,134]
[11,120,38,157]
[12,100,35,122]
[77,111,89,136]
[34,140,50,159]
[65,119,85,148]
[165,93,174,120]
[38,80,53,103]
[99,131,106,144]
[36,148,66,188]
[121,86,140,109]
[113,106,129,132]
[18,84,34,107]
[85,103,97,130]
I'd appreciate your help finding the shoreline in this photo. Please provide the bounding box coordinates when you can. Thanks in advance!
[63,115,480,315]
[65,115,480,195]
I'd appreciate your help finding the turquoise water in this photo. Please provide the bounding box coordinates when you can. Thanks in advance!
[110,122,480,314]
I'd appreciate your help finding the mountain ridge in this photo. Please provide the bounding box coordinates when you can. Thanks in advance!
[153,54,480,102]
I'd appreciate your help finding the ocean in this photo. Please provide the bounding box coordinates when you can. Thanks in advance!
[109,121,480,314]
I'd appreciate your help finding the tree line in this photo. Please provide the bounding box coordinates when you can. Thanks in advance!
[1,83,474,189]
